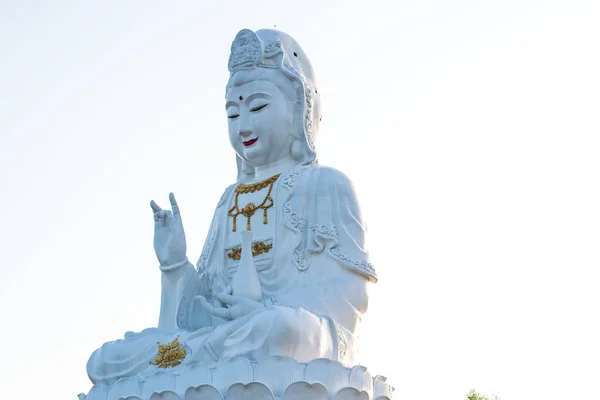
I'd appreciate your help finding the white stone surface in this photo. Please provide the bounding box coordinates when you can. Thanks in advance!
[80,357,392,400]
[82,28,391,399]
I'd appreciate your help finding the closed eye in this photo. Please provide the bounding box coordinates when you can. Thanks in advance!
[250,104,268,112]
[227,113,240,119]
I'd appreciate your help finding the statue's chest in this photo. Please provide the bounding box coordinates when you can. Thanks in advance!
[222,184,279,279]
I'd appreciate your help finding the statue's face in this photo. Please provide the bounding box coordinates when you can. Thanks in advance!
[226,78,294,168]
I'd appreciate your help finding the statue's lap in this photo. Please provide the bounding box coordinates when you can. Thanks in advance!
[88,306,334,385]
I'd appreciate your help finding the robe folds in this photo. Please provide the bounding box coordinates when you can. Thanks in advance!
[87,164,377,385]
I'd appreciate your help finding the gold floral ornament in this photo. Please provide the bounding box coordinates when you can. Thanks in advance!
[149,336,186,368]
[227,241,273,260]
[241,202,257,218]
[228,174,280,232]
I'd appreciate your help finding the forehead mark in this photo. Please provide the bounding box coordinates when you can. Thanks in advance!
[226,92,271,110]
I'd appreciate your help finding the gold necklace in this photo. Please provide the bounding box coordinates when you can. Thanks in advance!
[228,174,281,232]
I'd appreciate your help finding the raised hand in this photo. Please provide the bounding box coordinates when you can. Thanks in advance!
[151,193,187,267]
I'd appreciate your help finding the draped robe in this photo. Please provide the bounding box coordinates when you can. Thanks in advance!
[87,164,377,385]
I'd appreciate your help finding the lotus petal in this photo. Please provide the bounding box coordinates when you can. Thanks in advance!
[212,358,253,394]
[149,390,181,400]
[349,365,373,394]
[86,384,108,400]
[227,382,275,399]
[176,363,212,393]
[107,376,141,400]
[184,384,223,400]
[333,387,370,400]
[254,356,304,397]
[282,381,328,400]
[142,372,176,399]
[373,375,393,399]
[305,358,349,393]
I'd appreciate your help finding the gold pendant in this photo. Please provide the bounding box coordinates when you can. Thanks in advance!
[228,174,280,232]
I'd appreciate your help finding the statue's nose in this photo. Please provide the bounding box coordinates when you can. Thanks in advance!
[238,112,252,137]
[238,128,252,137]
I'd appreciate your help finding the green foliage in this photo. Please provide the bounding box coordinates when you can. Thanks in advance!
[466,389,500,400]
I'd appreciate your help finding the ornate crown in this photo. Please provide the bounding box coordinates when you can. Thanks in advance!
[228,29,282,74]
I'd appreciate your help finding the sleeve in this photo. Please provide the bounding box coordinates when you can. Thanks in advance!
[177,184,235,331]
[268,167,375,358]
[300,167,377,282]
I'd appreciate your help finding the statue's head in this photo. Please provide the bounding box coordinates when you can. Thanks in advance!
[225,29,321,181]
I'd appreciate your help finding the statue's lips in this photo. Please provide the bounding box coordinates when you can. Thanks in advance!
[243,138,258,147]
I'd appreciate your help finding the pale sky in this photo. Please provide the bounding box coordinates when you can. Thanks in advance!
[1,1,599,399]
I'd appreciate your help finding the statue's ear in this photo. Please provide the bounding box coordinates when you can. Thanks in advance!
[291,140,305,161]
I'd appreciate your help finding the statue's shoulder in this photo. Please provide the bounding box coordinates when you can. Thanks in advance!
[216,182,237,207]
[296,164,353,184]
[293,164,356,196]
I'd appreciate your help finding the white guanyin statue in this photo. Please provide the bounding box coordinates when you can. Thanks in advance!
[82,29,392,400]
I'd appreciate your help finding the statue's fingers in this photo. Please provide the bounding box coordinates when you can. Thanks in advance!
[166,212,176,226]
[150,200,162,213]
[214,292,237,306]
[196,296,230,319]
[169,193,181,220]
[221,286,233,295]
[158,210,169,227]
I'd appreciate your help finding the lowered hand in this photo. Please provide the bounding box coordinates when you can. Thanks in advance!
[196,287,264,321]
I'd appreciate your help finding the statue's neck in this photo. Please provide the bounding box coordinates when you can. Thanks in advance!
[252,157,298,181]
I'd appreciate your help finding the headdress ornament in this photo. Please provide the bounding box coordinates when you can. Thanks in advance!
[228,29,283,73]
[227,29,321,171]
